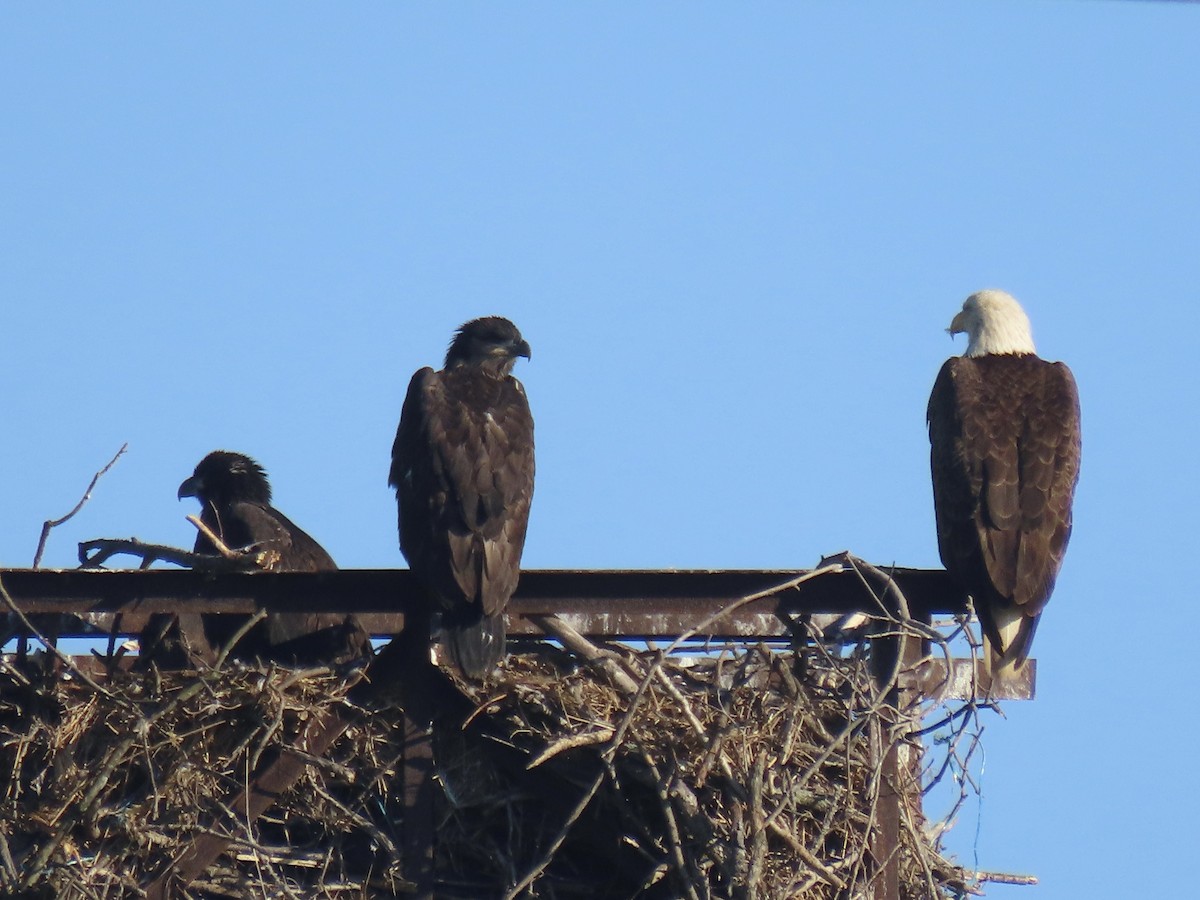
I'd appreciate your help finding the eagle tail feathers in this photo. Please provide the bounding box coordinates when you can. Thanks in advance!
[981,607,1037,692]
[443,609,505,678]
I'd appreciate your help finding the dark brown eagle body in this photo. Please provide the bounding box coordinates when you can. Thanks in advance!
[928,291,1081,676]
[390,317,535,677]
[143,451,369,666]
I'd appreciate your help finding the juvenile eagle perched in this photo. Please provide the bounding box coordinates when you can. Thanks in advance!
[389,317,535,677]
[145,450,368,665]
[928,290,1081,681]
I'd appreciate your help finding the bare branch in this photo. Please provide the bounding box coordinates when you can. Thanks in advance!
[78,537,262,572]
[526,728,615,769]
[974,870,1039,886]
[766,818,848,890]
[33,443,127,569]
[186,514,242,560]
[528,613,640,695]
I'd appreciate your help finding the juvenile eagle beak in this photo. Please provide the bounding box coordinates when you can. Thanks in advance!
[178,476,201,501]
[512,339,531,360]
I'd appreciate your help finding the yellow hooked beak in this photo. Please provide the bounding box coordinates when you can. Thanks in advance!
[947,310,968,336]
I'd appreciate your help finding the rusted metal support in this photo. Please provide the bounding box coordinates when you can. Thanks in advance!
[401,715,436,899]
[871,629,926,900]
[0,566,968,640]
[918,655,1036,702]
[853,556,926,900]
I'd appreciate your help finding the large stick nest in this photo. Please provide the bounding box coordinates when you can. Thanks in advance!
[0,657,407,899]
[0,637,972,899]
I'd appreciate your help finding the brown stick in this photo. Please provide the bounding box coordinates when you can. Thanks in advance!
[78,523,282,574]
[974,870,1038,886]
[78,537,260,571]
[527,613,640,695]
[186,515,243,560]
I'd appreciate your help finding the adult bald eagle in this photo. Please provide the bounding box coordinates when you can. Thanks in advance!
[928,290,1081,682]
[389,317,535,677]
[143,451,369,665]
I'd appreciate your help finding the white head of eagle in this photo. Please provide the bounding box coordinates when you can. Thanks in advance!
[948,289,1036,357]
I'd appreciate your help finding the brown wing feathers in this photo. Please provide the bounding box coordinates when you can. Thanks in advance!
[929,352,1080,669]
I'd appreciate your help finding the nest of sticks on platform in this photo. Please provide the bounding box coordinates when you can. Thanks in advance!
[0,626,972,900]
[434,627,972,900]
[0,654,408,899]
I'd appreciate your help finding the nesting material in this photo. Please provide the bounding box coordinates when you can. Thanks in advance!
[0,637,972,899]
[0,660,407,898]
[439,642,971,899]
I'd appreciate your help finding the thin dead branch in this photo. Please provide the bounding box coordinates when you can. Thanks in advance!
[974,870,1038,886]
[78,535,267,572]
[33,443,127,569]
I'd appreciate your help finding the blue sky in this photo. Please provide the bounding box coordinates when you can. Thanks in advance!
[2,4,1197,896]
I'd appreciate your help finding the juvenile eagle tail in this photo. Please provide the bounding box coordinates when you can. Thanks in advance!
[444,609,506,678]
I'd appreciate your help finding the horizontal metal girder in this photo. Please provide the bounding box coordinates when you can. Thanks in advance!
[0,565,968,640]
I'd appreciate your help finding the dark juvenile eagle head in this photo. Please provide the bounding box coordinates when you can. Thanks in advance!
[444,316,531,375]
[179,450,272,506]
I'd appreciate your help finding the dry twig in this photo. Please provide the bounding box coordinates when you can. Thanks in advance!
[33,443,127,569]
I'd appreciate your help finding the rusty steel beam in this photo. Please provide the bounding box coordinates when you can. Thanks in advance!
[916,656,1037,702]
[401,717,436,899]
[0,565,967,640]
[861,560,927,900]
